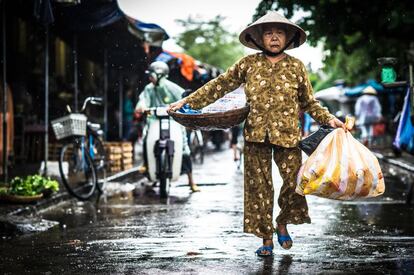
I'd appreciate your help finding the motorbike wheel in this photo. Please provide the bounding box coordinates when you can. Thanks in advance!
[159,151,171,198]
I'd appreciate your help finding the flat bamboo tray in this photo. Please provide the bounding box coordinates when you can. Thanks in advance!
[0,193,43,203]
[168,105,249,131]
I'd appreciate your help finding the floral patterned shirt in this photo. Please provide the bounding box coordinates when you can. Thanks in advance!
[185,53,334,148]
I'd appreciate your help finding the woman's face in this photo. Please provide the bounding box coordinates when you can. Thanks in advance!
[261,25,287,53]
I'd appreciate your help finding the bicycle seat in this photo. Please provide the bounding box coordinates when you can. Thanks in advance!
[87,122,101,132]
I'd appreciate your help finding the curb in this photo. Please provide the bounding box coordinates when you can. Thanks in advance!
[373,152,414,173]
[374,152,414,204]
[3,167,143,217]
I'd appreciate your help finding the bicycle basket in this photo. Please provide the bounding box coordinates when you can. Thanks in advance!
[51,113,87,140]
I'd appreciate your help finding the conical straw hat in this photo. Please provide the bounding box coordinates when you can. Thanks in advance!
[362,86,378,95]
[239,11,306,51]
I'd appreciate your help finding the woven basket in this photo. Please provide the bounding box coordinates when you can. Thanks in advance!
[168,105,250,131]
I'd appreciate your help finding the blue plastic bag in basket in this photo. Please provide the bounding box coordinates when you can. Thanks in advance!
[178,104,201,114]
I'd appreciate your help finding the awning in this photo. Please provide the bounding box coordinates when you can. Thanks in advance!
[127,18,170,47]
[54,1,123,31]
[315,86,343,101]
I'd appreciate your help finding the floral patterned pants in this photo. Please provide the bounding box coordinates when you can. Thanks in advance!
[243,139,311,239]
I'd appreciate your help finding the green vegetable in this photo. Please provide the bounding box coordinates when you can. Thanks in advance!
[0,186,8,195]
[9,175,60,196]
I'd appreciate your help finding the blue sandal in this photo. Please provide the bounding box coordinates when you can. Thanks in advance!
[255,245,274,257]
[276,229,292,249]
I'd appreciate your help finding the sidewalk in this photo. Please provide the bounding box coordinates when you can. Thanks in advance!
[0,140,145,217]
[0,143,145,236]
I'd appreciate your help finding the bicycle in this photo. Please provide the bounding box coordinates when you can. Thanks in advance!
[51,97,107,200]
[235,136,244,171]
[188,129,204,165]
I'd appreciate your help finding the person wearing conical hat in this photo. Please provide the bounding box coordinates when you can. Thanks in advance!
[355,86,382,146]
[169,11,345,256]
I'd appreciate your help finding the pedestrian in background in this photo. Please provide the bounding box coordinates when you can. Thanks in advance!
[354,86,382,147]
[169,11,345,256]
[231,125,241,161]
[123,88,135,141]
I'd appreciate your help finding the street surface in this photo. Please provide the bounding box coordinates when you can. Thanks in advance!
[1,145,414,274]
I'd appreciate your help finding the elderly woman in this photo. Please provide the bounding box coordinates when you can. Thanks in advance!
[169,11,345,256]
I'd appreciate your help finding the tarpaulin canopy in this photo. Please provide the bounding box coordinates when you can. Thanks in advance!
[344,79,385,97]
[155,51,196,81]
[315,86,346,102]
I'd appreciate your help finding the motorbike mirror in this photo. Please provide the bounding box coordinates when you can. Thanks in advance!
[181,89,193,98]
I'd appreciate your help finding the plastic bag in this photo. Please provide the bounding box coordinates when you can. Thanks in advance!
[393,88,414,153]
[299,125,334,156]
[296,118,385,200]
[178,104,201,114]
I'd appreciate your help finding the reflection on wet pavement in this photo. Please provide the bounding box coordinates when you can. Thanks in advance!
[1,147,414,274]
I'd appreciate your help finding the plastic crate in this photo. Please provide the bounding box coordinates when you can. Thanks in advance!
[51,113,87,140]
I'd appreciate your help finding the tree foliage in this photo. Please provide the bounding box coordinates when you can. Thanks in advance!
[174,15,245,70]
[254,0,414,84]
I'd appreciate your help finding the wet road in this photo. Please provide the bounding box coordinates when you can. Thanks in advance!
[1,147,414,274]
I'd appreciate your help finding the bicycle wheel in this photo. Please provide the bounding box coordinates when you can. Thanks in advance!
[88,133,107,193]
[159,151,171,199]
[236,147,243,170]
[59,140,97,200]
[190,130,204,164]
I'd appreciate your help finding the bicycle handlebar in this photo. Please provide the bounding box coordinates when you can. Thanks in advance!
[65,97,104,114]
[80,97,104,112]
[90,97,103,105]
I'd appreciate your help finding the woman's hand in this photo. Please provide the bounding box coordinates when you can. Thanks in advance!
[328,117,347,132]
[168,99,187,112]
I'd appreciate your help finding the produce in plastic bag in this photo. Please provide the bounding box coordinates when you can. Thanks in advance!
[296,118,385,200]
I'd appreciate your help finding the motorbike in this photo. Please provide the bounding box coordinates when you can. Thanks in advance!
[143,107,183,198]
